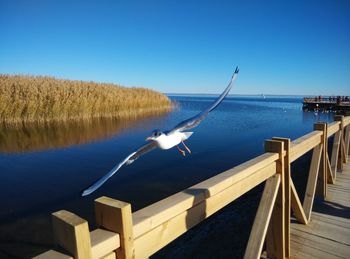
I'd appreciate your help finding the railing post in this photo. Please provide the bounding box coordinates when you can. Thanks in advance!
[334,115,344,171]
[95,196,134,259]
[272,137,290,258]
[265,140,285,259]
[52,210,92,259]
[314,122,327,198]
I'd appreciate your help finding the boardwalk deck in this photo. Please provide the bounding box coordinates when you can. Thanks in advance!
[290,158,350,259]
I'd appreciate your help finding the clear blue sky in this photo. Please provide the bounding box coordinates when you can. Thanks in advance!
[1,0,349,95]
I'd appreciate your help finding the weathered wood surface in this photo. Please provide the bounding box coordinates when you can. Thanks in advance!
[244,174,280,259]
[290,157,350,259]
[133,161,277,258]
[290,131,322,162]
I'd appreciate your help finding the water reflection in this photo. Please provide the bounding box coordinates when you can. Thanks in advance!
[302,109,336,124]
[0,113,168,153]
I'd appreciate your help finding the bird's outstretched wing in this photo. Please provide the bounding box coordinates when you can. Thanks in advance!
[167,67,239,134]
[82,141,158,196]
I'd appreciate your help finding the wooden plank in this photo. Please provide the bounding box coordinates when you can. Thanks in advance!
[95,197,134,259]
[314,123,327,198]
[311,212,350,228]
[343,116,350,127]
[133,162,277,258]
[52,210,92,259]
[290,131,322,162]
[336,172,350,180]
[341,138,347,164]
[329,178,350,188]
[334,115,344,171]
[90,229,120,259]
[328,184,350,194]
[326,153,335,184]
[273,137,291,257]
[132,152,279,238]
[101,252,116,259]
[327,121,341,138]
[265,140,285,259]
[344,124,350,159]
[291,217,350,246]
[303,144,323,221]
[290,179,308,224]
[244,174,280,259]
[291,232,349,259]
[33,250,73,259]
[330,130,341,181]
[326,190,350,203]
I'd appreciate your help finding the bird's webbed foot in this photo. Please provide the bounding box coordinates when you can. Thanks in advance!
[177,145,186,156]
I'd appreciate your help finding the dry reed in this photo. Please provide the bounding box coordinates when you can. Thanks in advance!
[0,74,172,125]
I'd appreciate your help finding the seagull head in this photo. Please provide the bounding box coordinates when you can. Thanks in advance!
[146,129,164,141]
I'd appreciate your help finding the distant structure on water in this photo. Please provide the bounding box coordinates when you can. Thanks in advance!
[303,95,350,114]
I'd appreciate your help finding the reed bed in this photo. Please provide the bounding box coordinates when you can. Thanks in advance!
[0,74,172,125]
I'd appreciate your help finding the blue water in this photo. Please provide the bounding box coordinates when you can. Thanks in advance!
[0,95,335,258]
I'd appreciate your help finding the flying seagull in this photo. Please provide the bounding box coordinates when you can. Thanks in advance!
[82,67,239,196]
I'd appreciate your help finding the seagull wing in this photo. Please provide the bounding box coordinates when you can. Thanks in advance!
[82,141,158,196]
[167,67,239,134]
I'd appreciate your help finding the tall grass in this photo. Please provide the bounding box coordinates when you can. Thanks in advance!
[0,74,172,125]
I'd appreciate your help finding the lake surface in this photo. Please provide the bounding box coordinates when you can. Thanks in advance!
[0,95,335,258]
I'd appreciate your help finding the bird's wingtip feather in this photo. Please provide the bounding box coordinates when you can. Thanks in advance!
[81,190,90,197]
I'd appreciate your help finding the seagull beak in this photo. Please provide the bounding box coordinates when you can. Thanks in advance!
[146,136,152,141]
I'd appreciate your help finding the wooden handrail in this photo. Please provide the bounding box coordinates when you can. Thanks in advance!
[34,115,350,259]
[327,121,341,138]
[133,158,277,257]
[132,152,278,238]
[290,131,322,162]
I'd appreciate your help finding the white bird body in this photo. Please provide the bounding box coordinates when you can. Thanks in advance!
[155,132,193,149]
[82,67,239,196]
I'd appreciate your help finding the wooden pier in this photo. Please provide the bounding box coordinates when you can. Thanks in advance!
[34,115,350,259]
[303,97,350,113]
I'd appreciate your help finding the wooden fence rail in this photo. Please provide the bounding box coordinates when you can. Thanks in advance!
[34,115,350,259]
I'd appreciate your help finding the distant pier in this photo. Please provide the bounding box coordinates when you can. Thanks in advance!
[303,96,350,113]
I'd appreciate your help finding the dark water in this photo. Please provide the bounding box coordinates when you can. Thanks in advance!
[0,95,335,258]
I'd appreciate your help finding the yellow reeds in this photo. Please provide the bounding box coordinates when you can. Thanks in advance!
[0,74,172,125]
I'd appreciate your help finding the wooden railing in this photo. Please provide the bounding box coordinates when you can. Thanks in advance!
[34,115,350,259]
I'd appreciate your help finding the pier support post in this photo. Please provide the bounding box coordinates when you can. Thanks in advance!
[95,197,134,259]
[52,210,92,259]
[265,140,285,259]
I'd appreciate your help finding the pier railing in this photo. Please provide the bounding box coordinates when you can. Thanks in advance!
[34,115,350,259]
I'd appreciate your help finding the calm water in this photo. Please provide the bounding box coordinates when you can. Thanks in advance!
[0,95,335,258]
